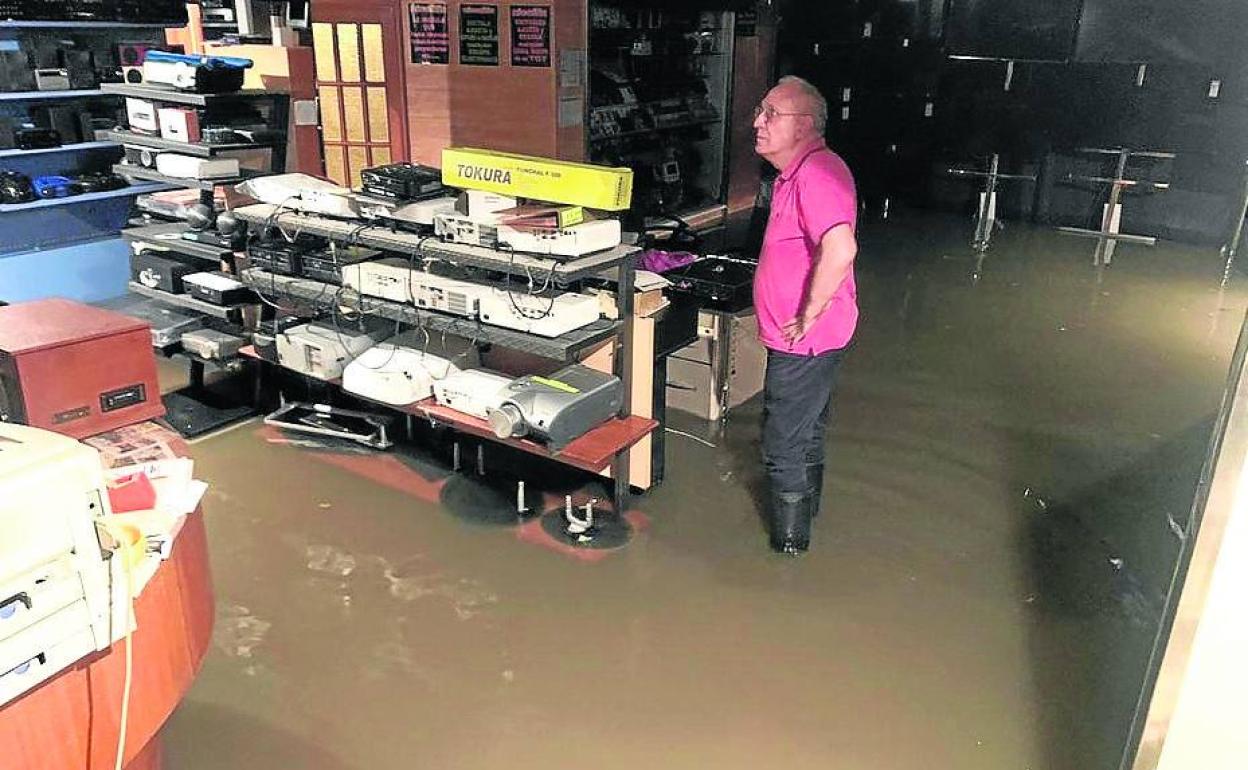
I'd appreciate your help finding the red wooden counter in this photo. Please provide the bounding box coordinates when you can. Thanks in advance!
[0,509,214,770]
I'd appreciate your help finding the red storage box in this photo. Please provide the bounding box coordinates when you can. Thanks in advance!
[0,298,164,439]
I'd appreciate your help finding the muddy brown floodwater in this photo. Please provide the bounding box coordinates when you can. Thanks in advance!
[161,212,1246,770]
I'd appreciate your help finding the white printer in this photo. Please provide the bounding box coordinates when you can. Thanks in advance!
[0,424,115,707]
[276,323,388,381]
[342,333,479,406]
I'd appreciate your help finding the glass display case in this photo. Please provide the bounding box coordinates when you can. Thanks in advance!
[587,2,735,220]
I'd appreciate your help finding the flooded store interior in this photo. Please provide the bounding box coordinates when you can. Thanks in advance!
[1,2,1246,769]
[159,214,1248,770]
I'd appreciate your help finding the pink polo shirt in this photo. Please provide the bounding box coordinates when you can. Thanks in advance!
[753,139,858,355]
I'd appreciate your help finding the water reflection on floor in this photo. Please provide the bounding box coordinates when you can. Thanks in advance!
[161,213,1247,770]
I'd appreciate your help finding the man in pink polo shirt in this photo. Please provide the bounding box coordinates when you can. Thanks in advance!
[752,76,858,555]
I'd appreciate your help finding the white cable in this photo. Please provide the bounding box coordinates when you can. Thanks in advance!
[113,549,135,770]
[664,427,716,448]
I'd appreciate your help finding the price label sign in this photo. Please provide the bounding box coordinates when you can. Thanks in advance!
[510,5,551,68]
[410,3,449,65]
[460,4,500,66]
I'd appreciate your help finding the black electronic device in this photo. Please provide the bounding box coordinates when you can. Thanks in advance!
[0,118,13,150]
[0,1,75,20]
[15,128,61,150]
[252,315,303,363]
[35,105,82,144]
[247,240,308,276]
[360,162,446,201]
[0,51,35,93]
[0,171,35,204]
[63,50,97,89]
[666,255,756,312]
[123,145,163,168]
[301,245,382,285]
[96,65,124,84]
[181,228,245,250]
[74,172,127,193]
[65,1,109,20]
[200,126,248,144]
[130,250,196,293]
[115,0,189,24]
[0,2,31,21]
[79,114,118,142]
[183,271,253,306]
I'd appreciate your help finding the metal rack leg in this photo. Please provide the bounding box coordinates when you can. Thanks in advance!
[610,253,636,512]
[611,451,631,512]
[188,358,206,391]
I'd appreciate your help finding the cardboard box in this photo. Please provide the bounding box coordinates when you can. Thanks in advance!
[441,147,633,211]
[157,107,200,143]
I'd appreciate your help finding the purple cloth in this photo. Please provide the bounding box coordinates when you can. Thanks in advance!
[637,249,697,274]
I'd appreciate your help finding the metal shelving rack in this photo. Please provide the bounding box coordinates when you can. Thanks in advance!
[103,129,283,157]
[240,268,623,362]
[111,162,264,192]
[104,82,290,207]
[232,203,639,286]
[0,16,177,258]
[100,82,279,108]
[0,20,177,30]
[230,204,647,508]
[587,3,736,221]
[108,84,288,437]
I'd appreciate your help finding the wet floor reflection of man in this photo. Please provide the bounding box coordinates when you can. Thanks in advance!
[751,76,859,554]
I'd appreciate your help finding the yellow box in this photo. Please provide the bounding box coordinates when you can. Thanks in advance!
[441,147,633,211]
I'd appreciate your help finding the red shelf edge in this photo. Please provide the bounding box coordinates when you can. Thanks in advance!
[242,346,658,471]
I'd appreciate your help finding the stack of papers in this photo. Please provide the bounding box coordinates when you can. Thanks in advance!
[104,458,208,595]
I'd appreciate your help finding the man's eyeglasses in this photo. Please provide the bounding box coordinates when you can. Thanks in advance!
[752,104,811,122]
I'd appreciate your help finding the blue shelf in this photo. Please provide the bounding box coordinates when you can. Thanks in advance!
[0,141,119,160]
[0,237,132,303]
[0,182,169,214]
[0,21,179,30]
[0,89,107,102]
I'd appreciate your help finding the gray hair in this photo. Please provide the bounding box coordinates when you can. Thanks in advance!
[778,75,827,134]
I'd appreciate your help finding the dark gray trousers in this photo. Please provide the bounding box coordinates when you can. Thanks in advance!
[761,347,845,495]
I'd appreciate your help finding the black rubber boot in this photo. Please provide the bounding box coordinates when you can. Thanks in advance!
[807,463,825,519]
[769,490,812,555]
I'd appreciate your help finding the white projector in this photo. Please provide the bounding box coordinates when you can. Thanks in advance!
[342,335,478,406]
[432,369,515,420]
[276,323,386,381]
[477,287,602,337]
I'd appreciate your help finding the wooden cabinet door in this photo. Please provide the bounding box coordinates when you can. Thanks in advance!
[311,1,410,186]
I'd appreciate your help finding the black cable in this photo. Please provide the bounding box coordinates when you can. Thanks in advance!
[502,244,557,321]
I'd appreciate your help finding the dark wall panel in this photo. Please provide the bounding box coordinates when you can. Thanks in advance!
[1075,0,1248,69]
[945,0,1082,60]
